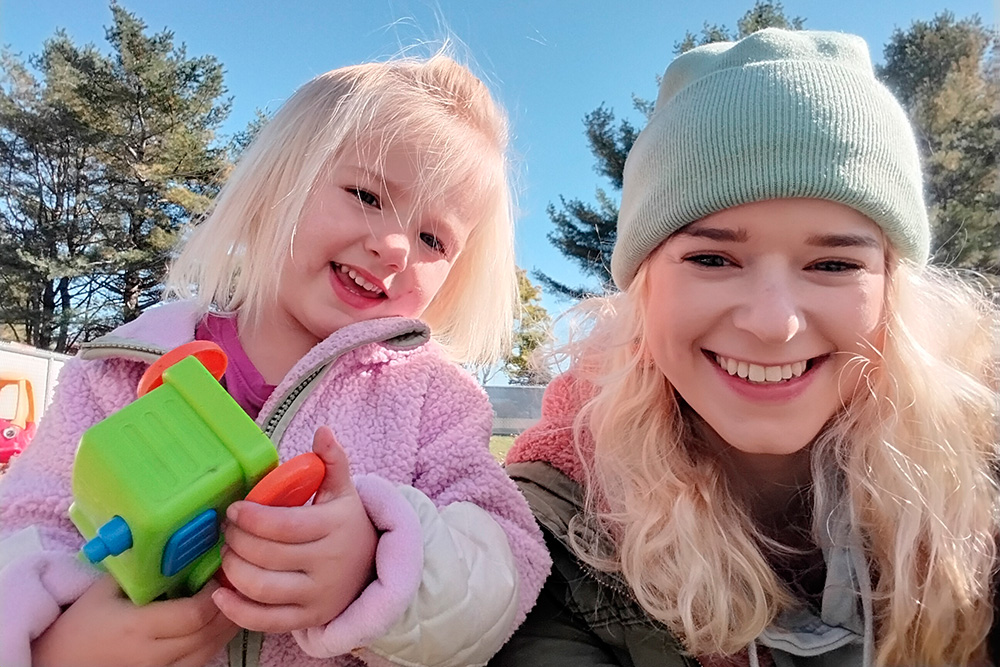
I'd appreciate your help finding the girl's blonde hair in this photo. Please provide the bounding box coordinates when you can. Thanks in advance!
[564,259,999,665]
[165,52,516,365]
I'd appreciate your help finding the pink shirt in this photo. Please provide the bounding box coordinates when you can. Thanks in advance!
[195,314,275,420]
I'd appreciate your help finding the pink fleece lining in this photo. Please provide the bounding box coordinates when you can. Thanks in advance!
[292,474,423,657]
[0,552,99,667]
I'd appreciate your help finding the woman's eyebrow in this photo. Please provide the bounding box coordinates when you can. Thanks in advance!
[805,233,882,249]
[675,226,749,242]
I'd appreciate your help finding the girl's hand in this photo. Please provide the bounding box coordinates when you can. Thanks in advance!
[213,426,378,632]
[32,574,239,667]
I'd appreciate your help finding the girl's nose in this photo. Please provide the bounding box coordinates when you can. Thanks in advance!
[365,231,409,272]
[731,278,804,344]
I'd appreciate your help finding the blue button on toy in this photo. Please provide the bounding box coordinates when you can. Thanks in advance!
[161,509,219,577]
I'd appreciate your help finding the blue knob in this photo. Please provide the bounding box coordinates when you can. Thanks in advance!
[82,515,133,563]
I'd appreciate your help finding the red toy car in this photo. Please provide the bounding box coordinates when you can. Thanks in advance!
[0,376,37,468]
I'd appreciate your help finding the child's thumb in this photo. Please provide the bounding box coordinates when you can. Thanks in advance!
[311,425,355,505]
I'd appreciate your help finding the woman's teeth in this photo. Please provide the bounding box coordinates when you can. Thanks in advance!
[338,264,383,295]
[713,354,808,383]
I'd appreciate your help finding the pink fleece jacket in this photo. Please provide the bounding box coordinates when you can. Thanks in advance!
[0,301,549,667]
[504,373,594,483]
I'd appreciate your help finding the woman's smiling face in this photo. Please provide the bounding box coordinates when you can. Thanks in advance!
[641,198,887,456]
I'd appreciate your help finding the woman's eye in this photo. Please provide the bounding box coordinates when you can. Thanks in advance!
[420,232,446,254]
[810,260,862,272]
[685,254,730,268]
[348,188,380,209]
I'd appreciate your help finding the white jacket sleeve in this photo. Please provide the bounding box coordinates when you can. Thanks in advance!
[291,476,519,667]
[364,486,519,667]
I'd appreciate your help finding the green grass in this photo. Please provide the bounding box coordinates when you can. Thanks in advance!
[489,435,515,462]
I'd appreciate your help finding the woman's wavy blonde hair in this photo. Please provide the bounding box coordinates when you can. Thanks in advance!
[165,50,516,365]
[563,257,999,666]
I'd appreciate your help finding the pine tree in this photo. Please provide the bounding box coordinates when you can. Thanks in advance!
[71,3,230,322]
[877,13,999,274]
[0,41,106,349]
[0,3,231,349]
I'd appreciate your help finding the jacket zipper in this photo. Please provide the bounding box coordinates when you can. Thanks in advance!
[233,365,328,667]
[261,367,324,438]
[77,341,168,361]
[572,559,706,667]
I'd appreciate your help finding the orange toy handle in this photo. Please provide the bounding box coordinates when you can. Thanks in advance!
[215,453,326,589]
[137,341,228,397]
[246,452,326,507]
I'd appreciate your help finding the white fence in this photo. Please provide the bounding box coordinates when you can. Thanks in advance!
[0,341,70,420]
[485,385,545,436]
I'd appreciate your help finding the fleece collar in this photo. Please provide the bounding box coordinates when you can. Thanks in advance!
[79,300,431,388]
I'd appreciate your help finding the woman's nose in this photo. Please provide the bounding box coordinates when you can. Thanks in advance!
[731,277,804,344]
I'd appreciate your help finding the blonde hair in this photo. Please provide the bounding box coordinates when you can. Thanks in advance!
[563,259,999,665]
[165,52,516,365]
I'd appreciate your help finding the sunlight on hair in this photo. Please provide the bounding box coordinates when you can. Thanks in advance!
[164,48,517,366]
[546,258,999,665]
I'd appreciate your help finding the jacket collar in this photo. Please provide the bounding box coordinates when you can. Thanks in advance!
[79,300,431,381]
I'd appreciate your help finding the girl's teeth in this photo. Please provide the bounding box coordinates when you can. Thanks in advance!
[339,265,381,294]
[714,354,810,383]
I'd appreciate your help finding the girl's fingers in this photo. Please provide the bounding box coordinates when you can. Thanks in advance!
[227,500,342,543]
[87,572,127,598]
[220,546,311,605]
[223,522,314,571]
[310,426,355,505]
[211,586,309,633]
[143,584,240,665]
[155,608,239,667]
[147,582,228,638]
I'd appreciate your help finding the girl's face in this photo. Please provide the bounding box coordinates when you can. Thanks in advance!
[642,199,887,456]
[273,138,479,353]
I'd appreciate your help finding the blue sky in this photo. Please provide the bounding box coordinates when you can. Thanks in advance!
[2,0,995,318]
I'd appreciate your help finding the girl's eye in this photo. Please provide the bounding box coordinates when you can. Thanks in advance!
[420,232,446,255]
[684,253,731,268]
[810,260,862,273]
[348,188,381,209]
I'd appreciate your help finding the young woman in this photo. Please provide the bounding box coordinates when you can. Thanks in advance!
[495,28,999,667]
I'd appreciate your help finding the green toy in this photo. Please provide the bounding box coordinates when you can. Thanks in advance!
[68,342,278,605]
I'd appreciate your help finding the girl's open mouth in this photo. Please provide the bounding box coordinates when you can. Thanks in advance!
[331,262,386,299]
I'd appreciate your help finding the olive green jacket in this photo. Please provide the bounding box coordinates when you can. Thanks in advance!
[491,461,700,667]
[492,461,876,667]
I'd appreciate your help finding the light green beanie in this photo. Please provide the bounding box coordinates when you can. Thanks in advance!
[611,28,929,290]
